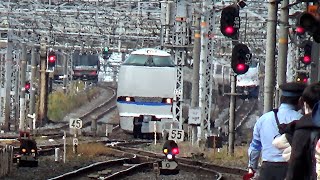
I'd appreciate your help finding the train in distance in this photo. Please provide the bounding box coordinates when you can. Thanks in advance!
[116,48,177,138]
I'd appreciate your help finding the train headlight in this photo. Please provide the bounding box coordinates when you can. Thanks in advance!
[162,98,173,104]
[22,148,26,153]
[31,149,35,153]
[125,97,134,102]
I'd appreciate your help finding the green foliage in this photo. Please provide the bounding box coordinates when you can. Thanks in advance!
[47,81,100,121]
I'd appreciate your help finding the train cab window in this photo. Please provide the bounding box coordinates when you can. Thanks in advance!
[216,65,222,75]
[123,54,175,67]
[73,54,99,67]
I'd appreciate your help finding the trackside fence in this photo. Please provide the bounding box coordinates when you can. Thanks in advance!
[0,145,13,177]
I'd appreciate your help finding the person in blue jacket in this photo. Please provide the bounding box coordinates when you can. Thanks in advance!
[247,82,306,180]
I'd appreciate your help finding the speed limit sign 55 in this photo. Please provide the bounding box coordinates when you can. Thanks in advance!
[168,129,184,142]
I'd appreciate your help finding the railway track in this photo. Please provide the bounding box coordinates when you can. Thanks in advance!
[16,139,247,179]
[37,82,117,136]
[47,144,224,180]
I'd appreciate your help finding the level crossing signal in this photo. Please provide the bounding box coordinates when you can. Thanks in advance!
[47,51,56,72]
[231,43,252,75]
[220,4,240,39]
[296,12,320,43]
[301,40,312,65]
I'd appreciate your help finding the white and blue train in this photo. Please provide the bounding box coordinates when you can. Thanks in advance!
[211,61,260,99]
[117,48,177,138]
[236,62,260,99]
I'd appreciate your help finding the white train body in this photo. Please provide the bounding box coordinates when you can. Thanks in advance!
[117,48,176,134]
[236,63,260,98]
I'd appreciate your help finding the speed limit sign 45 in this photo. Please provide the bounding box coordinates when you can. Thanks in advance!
[168,129,184,142]
[69,118,83,129]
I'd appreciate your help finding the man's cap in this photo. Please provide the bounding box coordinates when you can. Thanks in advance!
[279,82,306,97]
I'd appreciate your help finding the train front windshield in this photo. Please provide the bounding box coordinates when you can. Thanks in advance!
[73,54,99,67]
[123,54,175,67]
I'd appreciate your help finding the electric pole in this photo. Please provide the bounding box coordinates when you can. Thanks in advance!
[190,12,201,145]
[29,47,37,130]
[38,39,48,127]
[4,31,13,131]
[310,42,320,83]
[275,0,289,107]
[264,0,278,113]
[63,52,68,94]
[19,43,27,131]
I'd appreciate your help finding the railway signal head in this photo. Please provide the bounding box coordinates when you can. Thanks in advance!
[103,47,112,60]
[296,72,308,83]
[220,5,240,39]
[163,140,179,161]
[300,40,312,65]
[25,81,30,93]
[296,12,320,42]
[231,43,251,75]
[47,50,56,72]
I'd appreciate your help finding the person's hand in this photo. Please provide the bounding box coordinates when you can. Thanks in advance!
[243,168,255,180]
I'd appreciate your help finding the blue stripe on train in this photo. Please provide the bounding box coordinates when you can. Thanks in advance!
[117,101,172,106]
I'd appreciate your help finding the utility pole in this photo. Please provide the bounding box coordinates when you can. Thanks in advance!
[4,31,13,131]
[199,0,209,143]
[190,12,201,145]
[228,74,236,155]
[38,39,48,127]
[310,42,320,83]
[63,52,68,94]
[19,43,27,131]
[264,0,278,113]
[29,47,37,130]
[275,0,289,107]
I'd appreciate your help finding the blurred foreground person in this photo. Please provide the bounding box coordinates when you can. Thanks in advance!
[283,82,320,180]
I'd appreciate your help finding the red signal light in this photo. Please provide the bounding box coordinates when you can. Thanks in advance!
[48,55,56,63]
[225,26,235,36]
[25,82,30,93]
[296,26,305,35]
[303,78,308,83]
[25,83,30,90]
[172,147,179,155]
[236,63,246,72]
[303,55,311,64]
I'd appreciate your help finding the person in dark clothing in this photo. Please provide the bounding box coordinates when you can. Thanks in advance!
[283,82,320,180]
